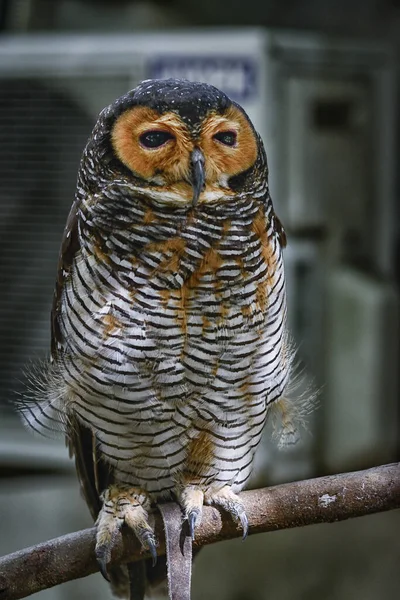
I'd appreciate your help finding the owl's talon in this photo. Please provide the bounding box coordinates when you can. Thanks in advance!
[95,547,111,582]
[150,544,157,567]
[205,485,248,538]
[178,486,204,540]
[240,511,249,540]
[188,508,201,540]
[140,529,158,566]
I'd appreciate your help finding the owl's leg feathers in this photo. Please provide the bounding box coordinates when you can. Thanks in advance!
[178,486,204,540]
[95,485,157,581]
[205,486,249,539]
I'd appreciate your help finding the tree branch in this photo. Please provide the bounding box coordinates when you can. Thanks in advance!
[0,463,399,600]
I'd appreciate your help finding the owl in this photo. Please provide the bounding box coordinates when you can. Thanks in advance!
[21,79,305,598]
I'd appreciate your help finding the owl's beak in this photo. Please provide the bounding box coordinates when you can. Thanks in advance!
[190,147,205,206]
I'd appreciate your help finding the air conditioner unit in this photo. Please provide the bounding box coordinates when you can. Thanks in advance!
[324,268,399,471]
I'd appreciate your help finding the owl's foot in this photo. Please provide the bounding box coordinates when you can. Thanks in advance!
[205,486,248,540]
[95,485,157,581]
[178,486,204,540]
[178,484,248,540]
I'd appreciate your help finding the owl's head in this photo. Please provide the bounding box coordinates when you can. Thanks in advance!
[90,79,266,205]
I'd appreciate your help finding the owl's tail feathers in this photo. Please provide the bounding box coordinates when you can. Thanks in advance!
[106,557,168,599]
[127,562,147,600]
[107,564,140,599]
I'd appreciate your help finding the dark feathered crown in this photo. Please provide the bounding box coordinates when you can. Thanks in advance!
[107,78,232,128]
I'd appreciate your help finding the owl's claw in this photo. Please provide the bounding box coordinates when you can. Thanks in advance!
[179,484,248,540]
[96,546,112,582]
[187,508,201,540]
[141,529,158,566]
[240,511,249,540]
[205,486,249,539]
[95,485,156,580]
[178,486,204,540]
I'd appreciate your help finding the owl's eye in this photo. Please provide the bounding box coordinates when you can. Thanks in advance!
[139,130,175,148]
[213,131,237,147]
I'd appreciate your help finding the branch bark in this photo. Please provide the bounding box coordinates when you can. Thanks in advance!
[0,463,399,600]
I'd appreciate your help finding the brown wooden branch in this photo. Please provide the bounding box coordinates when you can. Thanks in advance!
[0,463,399,600]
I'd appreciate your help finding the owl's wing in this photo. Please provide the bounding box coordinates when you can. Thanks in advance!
[50,197,80,357]
[51,197,112,520]
[67,415,113,519]
[273,212,287,249]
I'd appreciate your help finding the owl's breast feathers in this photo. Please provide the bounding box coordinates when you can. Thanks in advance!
[74,188,285,337]
[54,187,288,398]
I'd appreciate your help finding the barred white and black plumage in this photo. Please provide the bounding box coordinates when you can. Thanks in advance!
[21,79,306,598]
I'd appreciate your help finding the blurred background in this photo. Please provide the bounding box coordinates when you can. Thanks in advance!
[0,1,399,599]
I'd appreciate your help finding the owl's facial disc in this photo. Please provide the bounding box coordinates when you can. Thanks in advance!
[111,106,192,187]
[200,106,258,191]
[111,103,258,204]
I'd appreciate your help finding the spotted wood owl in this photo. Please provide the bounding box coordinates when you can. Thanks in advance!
[21,79,306,598]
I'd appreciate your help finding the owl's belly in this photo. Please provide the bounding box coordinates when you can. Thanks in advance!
[79,392,268,497]
[66,318,286,497]
[66,338,274,496]
[63,264,289,496]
